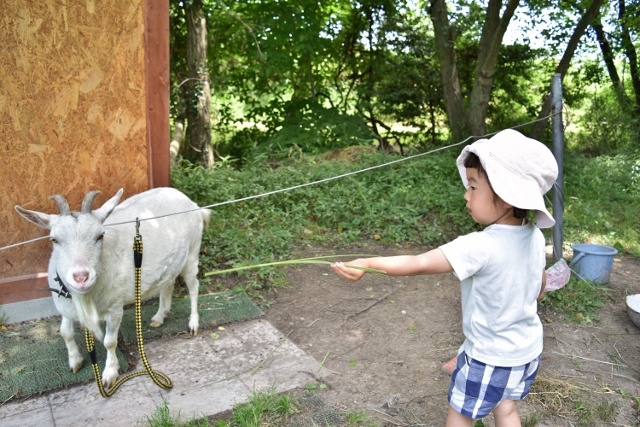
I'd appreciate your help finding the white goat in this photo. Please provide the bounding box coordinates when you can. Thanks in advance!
[15,188,211,389]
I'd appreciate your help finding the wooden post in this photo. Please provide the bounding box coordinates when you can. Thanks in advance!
[551,74,564,262]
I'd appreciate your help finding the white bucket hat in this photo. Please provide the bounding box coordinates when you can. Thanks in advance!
[456,129,559,228]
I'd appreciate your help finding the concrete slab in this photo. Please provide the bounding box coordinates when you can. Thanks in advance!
[0,319,330,427]
[2,297,58,324]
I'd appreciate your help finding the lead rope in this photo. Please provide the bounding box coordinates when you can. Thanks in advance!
[85,218,173,397]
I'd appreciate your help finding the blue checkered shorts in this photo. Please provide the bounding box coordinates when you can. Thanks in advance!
[447,351,540,419]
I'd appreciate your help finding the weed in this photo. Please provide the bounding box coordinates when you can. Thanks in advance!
[345,409,379,426]
[225,386,298,427]
[596,401,618,422]
[0,306,6,325]
[522,413,539,427]
[539,276,611,323]
[305,382,327,394]
[574,401,594,426]
[142,401,210,427]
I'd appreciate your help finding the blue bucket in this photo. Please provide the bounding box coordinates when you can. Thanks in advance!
[569,244,618,285]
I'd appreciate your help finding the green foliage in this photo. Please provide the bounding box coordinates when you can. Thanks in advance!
[258,99,375,157]
[522,413,540,427]
[573,399,618,427]
[219,386,298,427]
[562,151,640,256]
[568,86,639,155]
[304,382,327,394]
[539,277,611,324]
[143,401,211,427]
[489,45,551,133]
[345,409,379,426]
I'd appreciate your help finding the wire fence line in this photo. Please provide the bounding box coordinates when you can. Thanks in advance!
[1,113,557,253]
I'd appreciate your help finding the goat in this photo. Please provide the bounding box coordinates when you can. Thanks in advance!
[15,188,211,389]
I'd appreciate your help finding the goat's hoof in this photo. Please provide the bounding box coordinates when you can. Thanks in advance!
[70,359,83,374]
[149,321,163,328]
[189,328,198,336]
[102,371,119,390]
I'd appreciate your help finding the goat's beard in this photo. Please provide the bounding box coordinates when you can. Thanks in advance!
[73,295,103,341]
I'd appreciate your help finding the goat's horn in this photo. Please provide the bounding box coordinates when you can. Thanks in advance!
[81,191,101,213]
[49,195,71,215]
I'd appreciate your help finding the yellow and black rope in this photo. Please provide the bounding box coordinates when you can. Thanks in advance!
[85,222,173,397]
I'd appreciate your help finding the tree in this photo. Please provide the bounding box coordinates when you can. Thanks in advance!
[178,0,214,166]
[617,0,640,115]
[530,0,606,140]
[429,0,521,140]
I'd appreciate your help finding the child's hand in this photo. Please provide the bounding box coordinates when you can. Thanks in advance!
[331,260,366,282]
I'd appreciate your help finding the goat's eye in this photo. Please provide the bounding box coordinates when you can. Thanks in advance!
[50,238,58,244]
[96,232,105,242]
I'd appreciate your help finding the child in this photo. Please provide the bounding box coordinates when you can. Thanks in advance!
[331,129,558,426]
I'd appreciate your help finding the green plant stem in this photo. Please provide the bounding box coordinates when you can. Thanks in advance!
[205,255,387,276]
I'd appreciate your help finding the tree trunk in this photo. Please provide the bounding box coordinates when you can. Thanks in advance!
[170,114,185,168]
[592,20,633,111]
[468,0,520,136]
[429,0,469,141]
[618,0,640,115]
[430,0,519,140]
[530,0,606,140]
[180,0,214,166]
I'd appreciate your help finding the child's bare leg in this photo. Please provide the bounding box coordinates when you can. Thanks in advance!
[493,399,521,427]
[445,406,473,427]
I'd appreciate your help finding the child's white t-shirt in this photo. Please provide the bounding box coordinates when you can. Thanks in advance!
[439,221,545,366]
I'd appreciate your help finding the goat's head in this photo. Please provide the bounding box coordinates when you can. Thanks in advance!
[15,189,124,294]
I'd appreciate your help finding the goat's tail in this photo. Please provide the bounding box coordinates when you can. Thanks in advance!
[201,209,211,230]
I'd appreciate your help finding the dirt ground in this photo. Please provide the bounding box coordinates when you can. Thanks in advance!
[259,243,640,426]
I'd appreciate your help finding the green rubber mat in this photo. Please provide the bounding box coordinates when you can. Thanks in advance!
[0,290,263,402]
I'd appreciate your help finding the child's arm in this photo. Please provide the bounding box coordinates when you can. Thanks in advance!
[537,269,547,302]
[331,248,453,282]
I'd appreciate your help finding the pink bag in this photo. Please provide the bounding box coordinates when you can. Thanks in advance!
[545,258,571,292]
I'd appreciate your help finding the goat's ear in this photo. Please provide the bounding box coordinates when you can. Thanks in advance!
[93,188,124,223]
[15,206,53,230]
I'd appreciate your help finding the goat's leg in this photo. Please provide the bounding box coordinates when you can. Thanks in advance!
[101,309,123,390]
[60,316,83,373]
[150,284,173,328]
[181,256,200,336]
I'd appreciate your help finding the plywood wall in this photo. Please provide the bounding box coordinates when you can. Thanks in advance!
[0,0,150,278]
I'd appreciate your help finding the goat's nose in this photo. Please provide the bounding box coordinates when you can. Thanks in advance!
[73,271,90,284]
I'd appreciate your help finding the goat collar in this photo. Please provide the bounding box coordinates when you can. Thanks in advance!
[51,272,72,299]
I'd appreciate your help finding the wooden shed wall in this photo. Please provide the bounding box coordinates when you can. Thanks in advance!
[0,0,169,303]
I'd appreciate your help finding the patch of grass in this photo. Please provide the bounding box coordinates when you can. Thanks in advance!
[142,401,211,427]
[142,388,299,427]
[522,413,540,427]
[596,401,618,422]
[345,409,379,426]
[575,401,596,426]
[218,386,298,427]
[539,276,611,323]
[563,151,640,257]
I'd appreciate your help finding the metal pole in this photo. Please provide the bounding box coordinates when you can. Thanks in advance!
[551,74,564,262]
